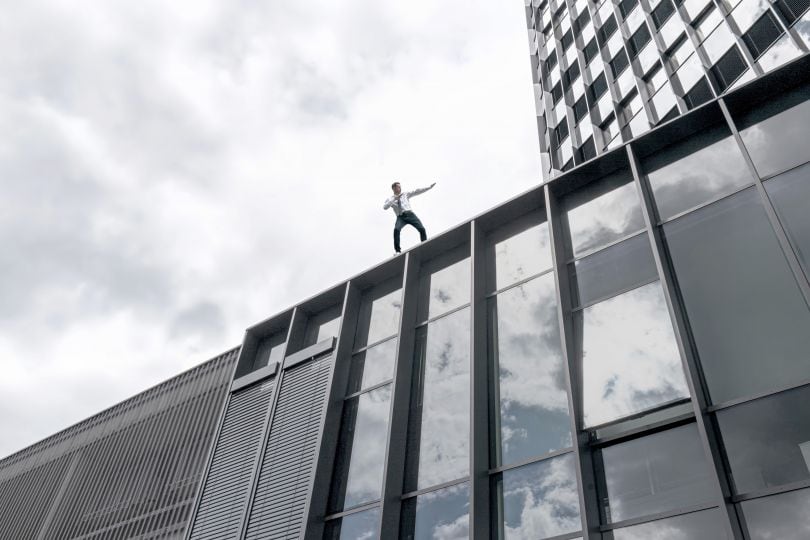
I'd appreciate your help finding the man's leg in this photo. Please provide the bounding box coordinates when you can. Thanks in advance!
[405,213,428,242]
[393,217,405,253]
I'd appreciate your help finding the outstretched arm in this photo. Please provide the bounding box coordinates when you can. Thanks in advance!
[407,182,437,198]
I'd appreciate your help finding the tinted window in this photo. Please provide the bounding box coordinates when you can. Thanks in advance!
[564,171,646,257]
[491,273,572,466]
[355,281,402,348]
[579,281,688,426]
[252,331,286,370]
[571,233,658,307]
[738,84,810,178]
[717,385,810,494]
[643,125,752,220]
[663,187,810,404]
[490,220,553,292]
[417,251,471,321]
[406,308,470,490]
[347,338,397,394]
[764,162,810,274]
[304,304,342,347]
[741,488,810,540]
[607,508,726,539]
[601,424,715,523]
[330,386,392,510]
[496,454,582,539]
[401,483,469,540]
[325,507,380,540]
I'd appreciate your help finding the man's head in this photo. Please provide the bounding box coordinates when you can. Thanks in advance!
[391,182,401,195]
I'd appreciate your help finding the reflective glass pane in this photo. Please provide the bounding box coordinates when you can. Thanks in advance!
[564,171,646,257]
[741,488,810,540]
[738,84,810,178]
[607,508,726,539]
[717,385,810,494]
[355,285,402,349]
[493,222,554,291]
[497,454,582,539]
[348,338,397,394]
[304,304,343,347]
[325,508,380,540]
[419,253,471,321]
[643,125,752,220]
[580,281,688,426]
[601,424,715,523]
[401,483,470,540]
[765,162,810,274]
[491,274,572,467]
[317,315,342,343]
[330,386,392,510]
[408,308,470,490]
[571,233,657,307]
[663,187,810,404]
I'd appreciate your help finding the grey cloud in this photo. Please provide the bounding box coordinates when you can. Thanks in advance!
[170,301,226,344]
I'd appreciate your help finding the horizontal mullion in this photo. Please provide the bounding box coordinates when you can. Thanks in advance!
[731,478,810,503]
[566,230,648,264]
[658,182,755,226]
[600,503,718,531]
[345,380,394,400]
[489,447,574,475]
[706,378,810,412]
[351,334,399,355]
[485,267,556,298]
[572,276,660,312]
[401,476,469,500]
[414,302,472,328]
[324,501,381,521]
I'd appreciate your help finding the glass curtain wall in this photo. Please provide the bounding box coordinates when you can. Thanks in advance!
[401,246,472,539]
[485,214,583,540]
[326,277,403,539]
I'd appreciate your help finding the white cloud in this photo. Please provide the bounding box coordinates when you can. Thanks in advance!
[0,0,540,458]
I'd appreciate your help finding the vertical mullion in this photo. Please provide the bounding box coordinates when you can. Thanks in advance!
[626,143,745,539]
[718,98,810,305]
[470,220,490,539]
[544,183,600,540]
[236,307,299,539]
[378,252,420,539]
[301,281,358,539]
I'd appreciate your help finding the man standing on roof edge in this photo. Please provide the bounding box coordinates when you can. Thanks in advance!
[384,181,436,254]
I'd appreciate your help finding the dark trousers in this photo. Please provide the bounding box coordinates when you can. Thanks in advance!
[394,211,427,252]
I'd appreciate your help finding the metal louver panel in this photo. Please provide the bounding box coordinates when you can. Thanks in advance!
[0,454,71,539]
[244,355,332,540]
[189,378,275,540]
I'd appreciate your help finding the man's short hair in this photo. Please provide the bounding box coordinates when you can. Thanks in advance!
[391,182,400,189]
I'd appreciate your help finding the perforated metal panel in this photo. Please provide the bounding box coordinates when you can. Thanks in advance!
[189,378,275,540]
[244,354,332,540]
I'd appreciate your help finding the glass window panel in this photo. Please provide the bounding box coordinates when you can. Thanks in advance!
[594,401,694,440]
[643,125,752,220]
[331,386,392,510]
[492,222,554,291]
[580,281,689,426]
[407,308,470,490]
[317,314,342,344]
[729,0,770,32]
[757,33,802,73]
[663,187,810,404]
[674,53,703,90]
[717,385,810,494]
[571,233,658,307]
[496,454,582,539]
[564,171,646,257]
[348,338,398,394]
[607,508,726,539]
[702,22,735,64]
[660,18,685,50]
[418,252,471,321]
[625,110,651,139]
[355,283,402,349]
[401,483,469,540]
[491,274,572,467]
[601,424,715,523]
[738,84,810,178]
[741,488,810,540]
[325,508,380,540]
[765,162,810,273]
[651,84,678,121]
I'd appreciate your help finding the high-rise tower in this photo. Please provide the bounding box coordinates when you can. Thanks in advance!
[524,0,810,178]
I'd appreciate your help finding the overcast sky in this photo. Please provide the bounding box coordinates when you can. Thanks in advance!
[0,0,541,458]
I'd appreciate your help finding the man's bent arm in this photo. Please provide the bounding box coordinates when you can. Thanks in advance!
[407,182,436,198]
[383,196,394,210]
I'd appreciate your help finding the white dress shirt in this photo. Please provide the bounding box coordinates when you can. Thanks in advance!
[383,185,434,216]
